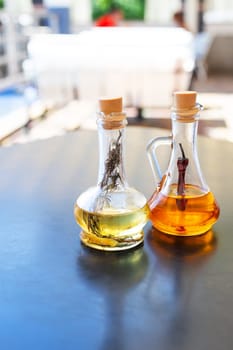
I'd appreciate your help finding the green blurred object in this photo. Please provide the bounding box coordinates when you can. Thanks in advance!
[92,0,145,21]
[0,0,4,9]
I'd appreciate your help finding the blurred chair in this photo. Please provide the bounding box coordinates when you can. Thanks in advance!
[204,34,233,74]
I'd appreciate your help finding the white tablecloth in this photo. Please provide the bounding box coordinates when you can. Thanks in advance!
[27,27,195,107]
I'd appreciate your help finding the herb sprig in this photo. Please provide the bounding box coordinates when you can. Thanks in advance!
[100,130,123,191]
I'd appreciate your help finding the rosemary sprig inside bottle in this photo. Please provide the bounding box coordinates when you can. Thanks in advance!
[100,130,123,192]
[176,143,189,211]
[87,213,100,237]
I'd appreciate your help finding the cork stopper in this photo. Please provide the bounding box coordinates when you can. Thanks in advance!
[172,91,201,121]
[98,97,126,129]
[99,97,123,115]
[173,91,197,109]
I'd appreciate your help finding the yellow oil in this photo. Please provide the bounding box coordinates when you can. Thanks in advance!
[74,204,149,251]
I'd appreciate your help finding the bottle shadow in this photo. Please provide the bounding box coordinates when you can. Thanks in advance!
[147,227,217,264]
[145,227,218,304]
[77,244,149,350]
[143,227,218,348]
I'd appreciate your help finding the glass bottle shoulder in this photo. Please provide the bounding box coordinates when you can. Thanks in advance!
[76,185,148,213]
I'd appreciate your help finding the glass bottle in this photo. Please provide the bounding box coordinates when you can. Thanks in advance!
[74,97,149,251]
[147,91,220,236]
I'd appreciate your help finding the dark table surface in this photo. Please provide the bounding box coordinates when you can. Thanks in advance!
[0,127,232,350]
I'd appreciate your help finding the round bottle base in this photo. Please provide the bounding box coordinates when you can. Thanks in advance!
[151,223,213,237]
[80,230,144,251]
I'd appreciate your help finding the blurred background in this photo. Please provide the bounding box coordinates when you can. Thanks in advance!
[0,0,232,146]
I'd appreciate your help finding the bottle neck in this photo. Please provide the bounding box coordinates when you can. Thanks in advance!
[97,115,128,191]
[170,104,203,161]
[171,116,198,152]
[166,110,208,193]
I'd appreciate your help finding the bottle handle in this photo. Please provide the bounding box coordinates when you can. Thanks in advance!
[146,136,172,181]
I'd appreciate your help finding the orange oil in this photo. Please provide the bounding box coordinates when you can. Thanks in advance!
[148,184,220,236]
